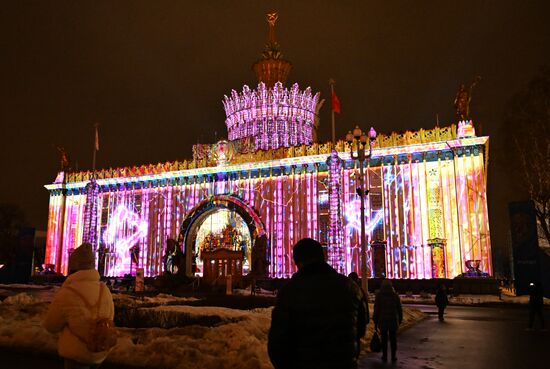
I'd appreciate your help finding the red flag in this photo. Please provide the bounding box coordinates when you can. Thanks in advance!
[331,90,341,114]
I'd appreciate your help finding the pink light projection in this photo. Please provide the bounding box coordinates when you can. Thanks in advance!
[45,127,492,279]
[102,204,148,276]
[327,150,344,272]
[223,82,320,151]
[82,179,99,247]
[345,199,384,235]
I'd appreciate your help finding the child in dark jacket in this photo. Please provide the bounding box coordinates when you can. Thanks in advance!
[435,284,449,321]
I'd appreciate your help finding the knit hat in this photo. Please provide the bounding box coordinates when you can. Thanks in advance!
[69,243,96,272]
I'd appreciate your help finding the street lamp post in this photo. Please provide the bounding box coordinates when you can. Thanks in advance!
[346,125,377,296]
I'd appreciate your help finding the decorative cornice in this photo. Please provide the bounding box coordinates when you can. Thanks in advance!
[45,133,489,191]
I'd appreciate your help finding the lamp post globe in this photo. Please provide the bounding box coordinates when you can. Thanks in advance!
[353,125,362,139]
[346,131,354,144]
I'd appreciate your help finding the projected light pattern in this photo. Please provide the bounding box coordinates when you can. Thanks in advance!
[327,151,344,272]
[48,194,86,274]
[345,199,384,234]
[82,179,100,247]
[45,129,491,278]
[340,150,492,279]
[223,82,320,150]
[102,204,148,276]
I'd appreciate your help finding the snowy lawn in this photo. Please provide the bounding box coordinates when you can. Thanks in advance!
[0,291,425,369]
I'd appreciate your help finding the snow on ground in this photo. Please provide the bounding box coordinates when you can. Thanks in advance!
[0,284,59,302]
[112,306,273,369]
[234,288,277,296]
[0,293,58,355]
[114,292,200,306]
[145,304,256,321]
[0,292,273,369]
[3,283,548,306]
[0,291,425,369]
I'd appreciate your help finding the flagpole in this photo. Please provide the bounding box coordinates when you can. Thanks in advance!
[92,123,99,177]
[329,79,336,146]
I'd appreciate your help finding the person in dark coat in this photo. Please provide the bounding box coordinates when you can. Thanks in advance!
[528,282,545,330]
[348,272,370,358]
[373,279,402,362]
[268,238,368,369]
[435,284,449,321]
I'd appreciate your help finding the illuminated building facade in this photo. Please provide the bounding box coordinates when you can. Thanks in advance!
[44,14,492,280]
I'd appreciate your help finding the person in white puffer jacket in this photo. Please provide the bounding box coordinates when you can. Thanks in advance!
[43,243,115,369]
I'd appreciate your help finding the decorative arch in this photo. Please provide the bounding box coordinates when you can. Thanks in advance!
[178,195,266,276]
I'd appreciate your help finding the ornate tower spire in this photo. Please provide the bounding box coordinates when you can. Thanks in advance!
[224,12,320,151]
[252,11,292,87]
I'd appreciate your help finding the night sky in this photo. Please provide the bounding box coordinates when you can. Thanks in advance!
[2,1,549,273]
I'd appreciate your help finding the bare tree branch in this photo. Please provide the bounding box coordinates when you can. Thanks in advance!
[505,68,550,247]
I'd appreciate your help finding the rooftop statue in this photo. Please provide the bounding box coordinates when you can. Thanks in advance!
[454,76,481,120]
[55,145,71,172]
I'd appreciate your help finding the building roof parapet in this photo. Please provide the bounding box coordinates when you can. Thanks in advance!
[46,125,487,191]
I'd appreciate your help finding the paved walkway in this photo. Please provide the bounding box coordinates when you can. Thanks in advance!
[359,304,549,369]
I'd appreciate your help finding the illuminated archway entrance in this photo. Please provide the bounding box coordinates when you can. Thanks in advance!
[179,195,266,277]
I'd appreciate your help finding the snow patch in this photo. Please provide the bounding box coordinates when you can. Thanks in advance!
[2,292,39,305]
[113,293,200,308]
[109,308,273,369]
[0,293,56,354]
[0,292,425,369]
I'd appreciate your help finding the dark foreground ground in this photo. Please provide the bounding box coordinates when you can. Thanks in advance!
[0,349,150,369]
[359,304,549,369]
[1,304,548,369]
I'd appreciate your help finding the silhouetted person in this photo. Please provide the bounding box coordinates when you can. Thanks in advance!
[268,238,368,369]
[435,284,449,321]
[528,282,545,330]
[373,279,402,362]
[348,272,370,358]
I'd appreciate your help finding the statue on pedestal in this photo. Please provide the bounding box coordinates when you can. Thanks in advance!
[454,76,481,120]
[55,145,71,171]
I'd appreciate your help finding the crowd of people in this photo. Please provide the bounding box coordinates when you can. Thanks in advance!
[267,238,405,368]
[41,238,546,369]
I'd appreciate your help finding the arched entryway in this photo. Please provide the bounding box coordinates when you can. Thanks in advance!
[179,195,266,277]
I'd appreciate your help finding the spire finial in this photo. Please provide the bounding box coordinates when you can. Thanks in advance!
[253,11,292,87]
[266,11,279,45]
